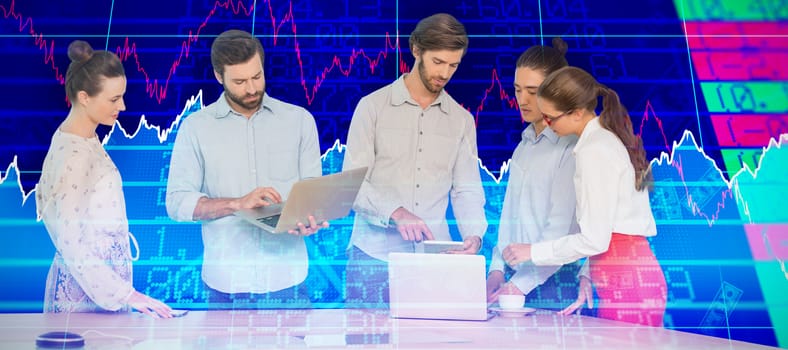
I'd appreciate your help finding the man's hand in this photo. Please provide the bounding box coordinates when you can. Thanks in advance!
[502,243,532,267]
[390,207,434,242]
[486,270,505,302]
[288,215,330,237]
[559,276,594,316]
[235,187,282,210]
[447,235,482,255]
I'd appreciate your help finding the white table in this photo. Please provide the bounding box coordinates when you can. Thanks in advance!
[0,309,777,349]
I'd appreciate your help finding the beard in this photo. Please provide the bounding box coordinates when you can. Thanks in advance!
[416,60,443,94]
[224,84,264,112]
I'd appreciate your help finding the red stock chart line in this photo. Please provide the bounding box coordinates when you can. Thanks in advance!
[3,0,736,225]
[1,0,408,105]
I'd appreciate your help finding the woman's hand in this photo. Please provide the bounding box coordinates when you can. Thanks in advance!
[128,291,173,318]
[558,276,593,316]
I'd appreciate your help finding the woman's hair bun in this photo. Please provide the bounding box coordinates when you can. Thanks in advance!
[67,40,94,63]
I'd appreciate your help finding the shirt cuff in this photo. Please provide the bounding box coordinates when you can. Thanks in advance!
[122,288,135,305]
[489,255,504,273]
[509,270,537,296]
[176,192,207,222]
[377,203,402,228]
[530,240,555,266]
[577,259,590,279]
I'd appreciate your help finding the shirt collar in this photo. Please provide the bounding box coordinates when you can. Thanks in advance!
[522,123,560,144]
[214,92,275,119]
[574,117,601,152]
[391,74,450,114]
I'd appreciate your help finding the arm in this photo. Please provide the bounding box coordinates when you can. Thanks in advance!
[165,119,282,221]
[289,108,328,235]
[342,97,403,227]
[530,146,621,266]
[450,114,487,243]
[165,118,210,222]
[489,155,519,274]
[510,141,579,293]
[298,108,323,179]
[192,191,281,221]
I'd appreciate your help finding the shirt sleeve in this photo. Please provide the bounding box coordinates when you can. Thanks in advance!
[511,141,578,292]
[44,152,134,311]
[509,264,562,296]
[541,142,578,243]
[531,144,620,266]
[166,118,209,222]
[577,258,590,279]
[343,97,403,227]
[298,109,323,179]
[489,175,515,273]
[489,245,505,273]
[449,114,488,239]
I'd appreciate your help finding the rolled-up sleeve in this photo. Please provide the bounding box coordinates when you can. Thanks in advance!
[298,109,323,179]
[166,119,208,222]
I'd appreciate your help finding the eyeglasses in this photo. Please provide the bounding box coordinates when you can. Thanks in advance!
[542,110,570,126]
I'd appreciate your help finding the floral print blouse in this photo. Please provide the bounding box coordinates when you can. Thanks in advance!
[35,129,134,312]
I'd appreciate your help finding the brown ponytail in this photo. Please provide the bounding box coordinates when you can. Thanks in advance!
[538,66,652,191]
[597,86,652,191]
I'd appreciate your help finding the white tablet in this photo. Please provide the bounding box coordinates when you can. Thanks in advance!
[416,240,465,254]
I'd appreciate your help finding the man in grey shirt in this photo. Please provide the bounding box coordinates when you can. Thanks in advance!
[342,13,487,307]
[166,29,327,309]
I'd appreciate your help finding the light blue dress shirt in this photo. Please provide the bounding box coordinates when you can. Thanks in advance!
[165,92,322,293]
[490,124,578,295]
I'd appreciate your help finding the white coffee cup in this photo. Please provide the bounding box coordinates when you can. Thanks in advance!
[498,294,525,310]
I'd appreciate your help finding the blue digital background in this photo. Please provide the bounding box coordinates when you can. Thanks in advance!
[1,0,786,347]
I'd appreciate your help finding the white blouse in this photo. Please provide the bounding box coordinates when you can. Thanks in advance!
[531,118,657,266]
[35,129,135,312]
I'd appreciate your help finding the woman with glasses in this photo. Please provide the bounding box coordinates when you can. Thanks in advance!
[501,66,666,326]
[487,38,582,311]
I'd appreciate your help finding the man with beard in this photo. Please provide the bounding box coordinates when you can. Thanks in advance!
[166,29,326,309]
[342,13,487,307]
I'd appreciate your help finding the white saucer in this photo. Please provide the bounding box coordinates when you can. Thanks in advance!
[489,307,537,317]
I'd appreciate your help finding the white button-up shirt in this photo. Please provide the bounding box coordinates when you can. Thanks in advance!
[166,93,322,293]
[343,75,487,261]
[531,117,657,266]
[490,125,578,294]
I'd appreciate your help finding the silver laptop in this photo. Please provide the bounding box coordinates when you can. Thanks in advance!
[234,167,367,233]
[388,252,492,321]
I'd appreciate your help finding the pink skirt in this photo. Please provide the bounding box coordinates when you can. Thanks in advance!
[589,233,667,327]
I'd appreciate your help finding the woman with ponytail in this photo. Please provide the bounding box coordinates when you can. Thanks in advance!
[501,66,666,326]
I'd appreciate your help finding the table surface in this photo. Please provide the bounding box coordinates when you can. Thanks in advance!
[0,308,777,349]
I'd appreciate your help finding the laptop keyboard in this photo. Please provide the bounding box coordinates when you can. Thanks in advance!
[256,214,281,228]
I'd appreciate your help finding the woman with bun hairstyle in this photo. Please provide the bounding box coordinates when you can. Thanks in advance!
[487,37,581,310]
[35,40,172,318]
[502,66,666,326]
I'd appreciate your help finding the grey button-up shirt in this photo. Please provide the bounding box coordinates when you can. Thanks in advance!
[343,75,487,261]
[166,93,321,293]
